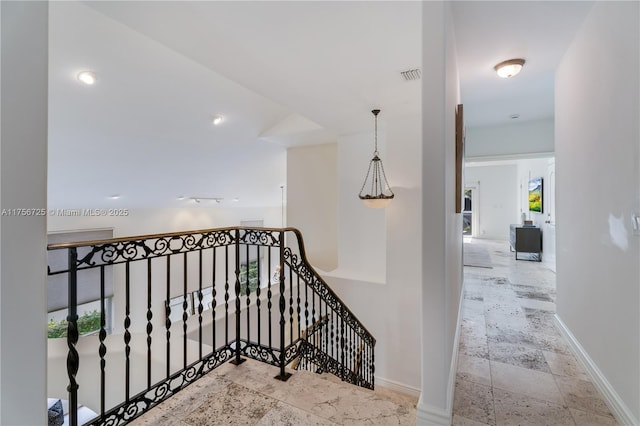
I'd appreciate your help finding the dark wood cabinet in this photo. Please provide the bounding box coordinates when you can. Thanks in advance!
[509,225,542,261]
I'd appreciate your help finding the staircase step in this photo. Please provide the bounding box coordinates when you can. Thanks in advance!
[310,369,418,409]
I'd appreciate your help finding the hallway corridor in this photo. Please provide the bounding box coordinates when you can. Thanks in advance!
[452,239,617,426]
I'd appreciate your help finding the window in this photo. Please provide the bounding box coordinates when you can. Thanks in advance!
[47,299,111,338]
[239,220,266,296]
[239,259,260,295]
[167,293,193,324]
[47,229,114,338]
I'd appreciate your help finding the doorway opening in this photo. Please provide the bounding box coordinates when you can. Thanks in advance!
[463,184,479,238]
[463,188,473,236]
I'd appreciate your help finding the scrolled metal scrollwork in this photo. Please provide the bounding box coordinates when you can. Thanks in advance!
[284,342,302,364]
[152,382,171,401]
[241,342,279,366]
[239,229,280,247]
[203,347,233,371]
[183,364,198,383]
[52,229,236,274]
[122,402,144,422]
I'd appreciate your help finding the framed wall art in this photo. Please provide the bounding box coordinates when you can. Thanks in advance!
[455,104,465,213]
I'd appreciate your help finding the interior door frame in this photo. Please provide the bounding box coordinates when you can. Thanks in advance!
[464,182,480,238]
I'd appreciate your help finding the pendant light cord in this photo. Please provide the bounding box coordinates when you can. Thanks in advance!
[373,109,380,155]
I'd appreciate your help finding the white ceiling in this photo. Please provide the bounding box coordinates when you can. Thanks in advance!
[48,1,593,209]
[452,1,594,127]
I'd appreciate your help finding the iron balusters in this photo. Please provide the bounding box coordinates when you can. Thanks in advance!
[47,227,375,425]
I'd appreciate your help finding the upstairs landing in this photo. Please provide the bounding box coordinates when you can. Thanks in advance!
[130,359,417,425]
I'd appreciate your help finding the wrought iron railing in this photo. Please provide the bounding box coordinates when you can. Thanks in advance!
[47,227,375,425]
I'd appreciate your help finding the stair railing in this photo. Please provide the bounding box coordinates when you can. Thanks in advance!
[47,226,375,426]
[282,228,375,388]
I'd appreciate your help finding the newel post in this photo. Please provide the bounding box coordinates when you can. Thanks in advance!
[275,230,292,381]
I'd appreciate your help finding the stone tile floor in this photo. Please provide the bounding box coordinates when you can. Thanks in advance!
[129,358,418,426]
[129,238,617,426]
[453,239,618,426]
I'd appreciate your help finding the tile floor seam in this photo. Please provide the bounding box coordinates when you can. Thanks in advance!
[484,251,497,426]
[487,332,497,426]
[490,384,571,410]
[550,365,573,416]
[253,383,342,425]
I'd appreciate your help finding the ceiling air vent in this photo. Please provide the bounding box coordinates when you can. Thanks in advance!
[400,68,421,81]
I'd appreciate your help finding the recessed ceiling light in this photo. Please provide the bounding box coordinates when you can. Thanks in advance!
[177,195,185,200]
[494,59,525,78]
[510,114,520,119]
[77,71,97,85]
[212,115,224,126]
[109,194,120,200]
[233,197,239,202]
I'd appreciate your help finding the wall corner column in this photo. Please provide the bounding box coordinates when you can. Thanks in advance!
[0,1,49,424]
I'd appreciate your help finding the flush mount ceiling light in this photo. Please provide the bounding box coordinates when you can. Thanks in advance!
[494,59,525,78]
[358,109,394,209]
[77,71,97,85]
[212,115,224,126]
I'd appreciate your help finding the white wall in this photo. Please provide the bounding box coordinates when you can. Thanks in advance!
[555,2,639,423]
[442,1,463,419]
[0,2,48,424]
[283,98,425,398]
[417,2,462,424]
[332,132,387,283]
[287,143,338,272]
[465,118,554,159]
[49,206,282,237]
[322,111,423,395]
[465,164,519,240]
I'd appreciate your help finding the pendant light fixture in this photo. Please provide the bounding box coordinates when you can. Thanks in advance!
[358,109,394,208]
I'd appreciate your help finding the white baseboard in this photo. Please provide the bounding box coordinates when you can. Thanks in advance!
[446,284,464,410]
[375,376,421,398]
[554,314,639,426]
[416,279,465,425]
[416,402,451,426]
